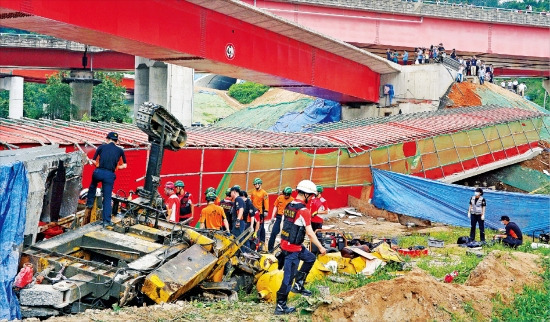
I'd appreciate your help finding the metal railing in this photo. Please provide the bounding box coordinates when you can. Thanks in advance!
[272,0,550,27]
[0,33,107,52]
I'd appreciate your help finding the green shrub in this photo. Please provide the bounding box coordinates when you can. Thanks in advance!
[227,82,269,104]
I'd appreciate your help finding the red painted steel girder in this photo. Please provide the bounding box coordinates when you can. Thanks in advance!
[0,47,134,71]
[493,68,550,78]
[250,0,550,66]
[0,0,381,102]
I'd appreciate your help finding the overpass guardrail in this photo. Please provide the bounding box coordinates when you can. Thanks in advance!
[0,33,107,52]
[275,0,550,27]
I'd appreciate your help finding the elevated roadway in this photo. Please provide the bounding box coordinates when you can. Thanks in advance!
[249,0,550,75]
[0,0,401,103]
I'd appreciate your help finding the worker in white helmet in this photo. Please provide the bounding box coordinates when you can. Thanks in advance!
[274,180,326,315]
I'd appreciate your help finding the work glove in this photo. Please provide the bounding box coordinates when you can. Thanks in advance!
[467,211,471,219]
[481,214,485,221]
[253,232,257,238]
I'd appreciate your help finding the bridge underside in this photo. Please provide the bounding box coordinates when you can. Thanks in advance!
[0,0,389,103]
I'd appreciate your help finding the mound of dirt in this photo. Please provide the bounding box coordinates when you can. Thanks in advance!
[313,251,543,322]
[447,82,482,107]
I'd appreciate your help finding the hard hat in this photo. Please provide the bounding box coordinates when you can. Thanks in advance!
[283,187,292,194]
[174,180,185,187]
[106,131,119,141]
[231,185,241,192]
[317,185,324,193]
[296,180,317,195]
[165,181,175,189]
[205,192,217,201]
[225,188,231,196]
[253,178,262,185]
[205,187,215,194]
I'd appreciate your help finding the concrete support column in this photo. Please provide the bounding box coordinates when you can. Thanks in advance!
[167,64,194,127]
[64,70,98,119]
[133,57,194,126]
[134,56,150,117]
[70,82,93,119]
[8,76,24,119]
[149,63,168,108]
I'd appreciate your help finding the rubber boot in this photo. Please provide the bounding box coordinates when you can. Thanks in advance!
[274,292,295,315]
[290,271,312,296]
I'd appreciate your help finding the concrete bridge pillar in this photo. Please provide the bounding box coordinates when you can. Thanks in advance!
[63,70,100,119]
[0,76,24,119]
[134,56,194,126]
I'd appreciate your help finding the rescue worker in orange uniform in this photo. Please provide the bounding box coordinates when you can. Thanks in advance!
[274,180,326,315]
[205,187,220,205]
[267,187,293,253]
[250,177,269,250]
[199,192,230,232]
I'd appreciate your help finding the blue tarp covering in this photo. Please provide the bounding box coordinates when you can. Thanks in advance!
[371,168,550,235]
[269,98,341,132]
[0,161,28,320]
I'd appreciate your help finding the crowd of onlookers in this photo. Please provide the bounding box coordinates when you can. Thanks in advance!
[385,43,449,66]
[500,79,527,97]
[454,55,494,85]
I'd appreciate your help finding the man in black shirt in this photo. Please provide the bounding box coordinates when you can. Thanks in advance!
[494,216,523,248]
[86,132,127,226]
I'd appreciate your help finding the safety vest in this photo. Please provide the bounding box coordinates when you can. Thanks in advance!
[180,192,192,216]
[470,196,484,214]
[219,198,233,216]
[281,202,307,245]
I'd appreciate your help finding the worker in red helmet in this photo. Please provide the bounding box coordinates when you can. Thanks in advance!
[164,181,180,223]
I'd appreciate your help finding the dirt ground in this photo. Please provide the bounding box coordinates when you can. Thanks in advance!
[313,251,544,322]
[520,142,550,172]
[447,82,482,107]
[322,211,453,238]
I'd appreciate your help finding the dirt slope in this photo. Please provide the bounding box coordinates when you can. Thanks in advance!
[313,251,543,322]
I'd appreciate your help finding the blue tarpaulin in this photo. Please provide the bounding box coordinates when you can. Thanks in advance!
[0,161,28,320]
[269,98,341,132]
[371,168,550,235]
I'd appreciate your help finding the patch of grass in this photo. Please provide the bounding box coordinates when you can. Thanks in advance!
[228,82,269,104]
[492,256,550,321]
[416,252,483,284]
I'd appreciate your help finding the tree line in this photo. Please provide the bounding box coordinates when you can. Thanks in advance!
[0,71,132,122]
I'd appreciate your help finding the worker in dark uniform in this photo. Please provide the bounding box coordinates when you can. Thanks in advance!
[275,180,326,315]
[468,187,486,243]
[86,132,127,227]
[219,188,234,230]
[494,216,523,248]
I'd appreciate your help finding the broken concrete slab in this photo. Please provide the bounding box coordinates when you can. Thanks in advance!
[20,306,60,318]
[19,284,64,306]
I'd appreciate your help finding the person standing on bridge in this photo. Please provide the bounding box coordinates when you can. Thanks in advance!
[85,132,127,227]
[274,180,326,315]
[402,50,409,65]
[468,187,486,243]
